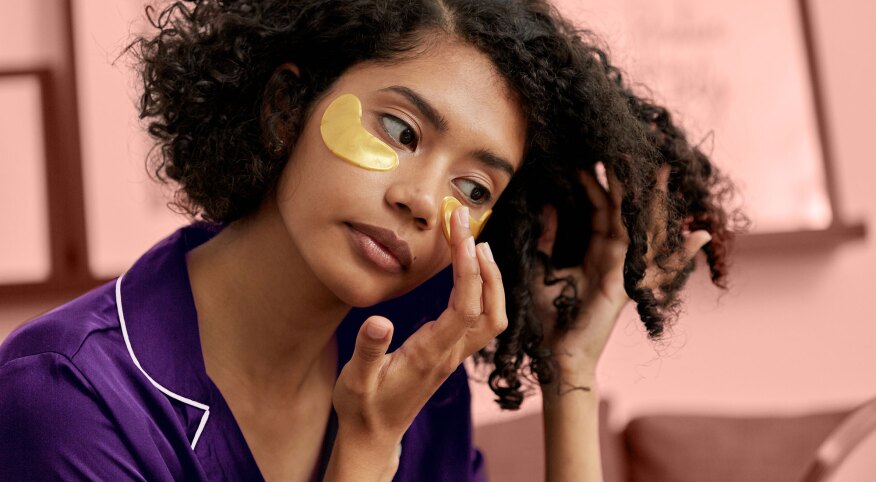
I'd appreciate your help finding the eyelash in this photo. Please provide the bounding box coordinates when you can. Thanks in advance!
[378,113,493,206]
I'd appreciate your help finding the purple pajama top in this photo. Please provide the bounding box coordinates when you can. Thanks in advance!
[0,222,486,481]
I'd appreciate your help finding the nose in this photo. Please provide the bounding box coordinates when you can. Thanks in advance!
[384,169,441,230]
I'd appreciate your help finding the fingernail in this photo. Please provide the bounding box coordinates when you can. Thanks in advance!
[465,236,476,257]
[460,207,470,228]
[366,320,389,339]
[481,242,494,262]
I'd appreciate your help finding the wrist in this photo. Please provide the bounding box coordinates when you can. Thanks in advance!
[540,375,597,396]
[539,361,597,400]
[324,429,401,482]
[540,375,600,411]
[540,348,597,384]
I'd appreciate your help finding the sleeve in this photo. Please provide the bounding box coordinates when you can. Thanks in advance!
[0,352,148,481]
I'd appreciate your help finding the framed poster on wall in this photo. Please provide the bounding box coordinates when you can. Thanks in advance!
[553,0,852,237]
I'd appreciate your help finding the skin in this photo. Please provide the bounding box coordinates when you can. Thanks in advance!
[186,37,526,482]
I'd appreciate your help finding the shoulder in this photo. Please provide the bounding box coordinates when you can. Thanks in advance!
[0,280,137,435]
[0,281,189,481]
[0,279,120,366]
[0,350,149,480]
[0,278,150,433]
[0,350,100,427]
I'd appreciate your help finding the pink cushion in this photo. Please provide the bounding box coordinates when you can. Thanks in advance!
[624,410,849,482]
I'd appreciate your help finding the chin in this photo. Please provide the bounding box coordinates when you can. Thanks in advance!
[336,284,392,309]
[320,267,387,307]
[334,270,422,308]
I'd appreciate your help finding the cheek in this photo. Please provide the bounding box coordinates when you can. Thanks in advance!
[320,93,399,171]
[430,234,454,274]
[277,128,363,205]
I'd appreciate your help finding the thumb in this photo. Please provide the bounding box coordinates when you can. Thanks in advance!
[353,315,394,370]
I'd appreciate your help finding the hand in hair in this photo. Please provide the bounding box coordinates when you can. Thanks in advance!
[531,164,712,388]
[326,205,507,482]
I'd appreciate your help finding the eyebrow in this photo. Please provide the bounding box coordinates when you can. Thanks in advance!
[471,148,515,180]
[378,85,517,180]
[381,85,448,133]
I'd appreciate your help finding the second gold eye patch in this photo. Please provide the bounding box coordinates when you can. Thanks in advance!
[441,196,491,244]
[320,93,399,171]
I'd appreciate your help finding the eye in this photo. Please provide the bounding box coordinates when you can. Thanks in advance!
[380,114,418,149]
[455,179,492,205]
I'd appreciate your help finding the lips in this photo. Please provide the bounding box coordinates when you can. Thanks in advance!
[346,222,413,270]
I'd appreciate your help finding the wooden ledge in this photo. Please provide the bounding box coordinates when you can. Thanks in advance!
[735,221,867,251]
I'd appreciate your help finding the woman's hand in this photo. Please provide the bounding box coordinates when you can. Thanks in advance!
[324,205,507,482]
[532,164,712,386]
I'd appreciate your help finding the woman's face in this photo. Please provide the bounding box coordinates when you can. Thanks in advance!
[275,39,527,307]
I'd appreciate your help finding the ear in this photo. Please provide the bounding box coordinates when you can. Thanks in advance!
[261,62,304,156]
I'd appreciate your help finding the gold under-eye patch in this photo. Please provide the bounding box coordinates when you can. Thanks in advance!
[441,196,492,244]
[320,93,399,171]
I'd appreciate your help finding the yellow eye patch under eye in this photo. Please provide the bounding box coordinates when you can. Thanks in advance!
[441,196,492,244]
[319,93,399,171]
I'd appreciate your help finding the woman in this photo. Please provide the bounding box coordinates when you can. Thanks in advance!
[0,0,737,480]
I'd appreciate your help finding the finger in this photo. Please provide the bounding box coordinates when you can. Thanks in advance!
[431,205,483,351]
[656,164,670,193]
[682,229,712,260]
[647,165,672,249]
[604,166,628,242]
[465,242,507,353]
[537,204,558,256]
[642,230,711,290]
[578,169,611,236]
[594,161,610,190]
[663,230,711,272]
[350,315,394,385]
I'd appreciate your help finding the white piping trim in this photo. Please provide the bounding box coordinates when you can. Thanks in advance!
[115,274,211,451]
[191,408,210,449]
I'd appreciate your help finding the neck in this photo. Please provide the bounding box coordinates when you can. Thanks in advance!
[187,197,350,402]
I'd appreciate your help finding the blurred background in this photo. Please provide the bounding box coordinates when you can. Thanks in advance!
[1,1,873,481]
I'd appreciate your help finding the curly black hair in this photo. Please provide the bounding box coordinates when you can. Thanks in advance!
[128,0,743,410]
